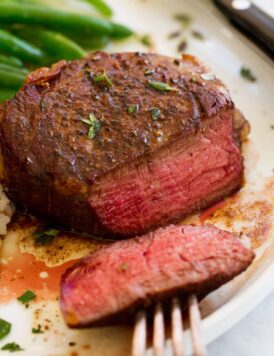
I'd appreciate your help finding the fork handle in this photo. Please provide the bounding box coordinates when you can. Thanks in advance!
[213,0,274,58]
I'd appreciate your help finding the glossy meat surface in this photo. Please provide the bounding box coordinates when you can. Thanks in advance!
[60,224,255,327]
[0,52,249,236]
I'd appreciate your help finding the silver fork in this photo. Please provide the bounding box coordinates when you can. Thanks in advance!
[132,294,206,356]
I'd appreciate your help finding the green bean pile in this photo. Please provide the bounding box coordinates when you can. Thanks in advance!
[0,0,133,102]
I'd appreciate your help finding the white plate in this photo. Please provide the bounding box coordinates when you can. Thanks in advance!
[0,0,273,355]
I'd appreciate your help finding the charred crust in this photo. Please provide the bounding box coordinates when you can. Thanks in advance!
[0,52,249,236]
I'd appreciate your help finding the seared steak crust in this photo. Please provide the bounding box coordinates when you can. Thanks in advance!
[0,52,249,236]
[60,224,255,327]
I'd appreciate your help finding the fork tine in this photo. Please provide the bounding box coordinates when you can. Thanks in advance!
[153,302,165,356]
[171,297,184,356]
[132,309,147,356]
[132,294,205,356]
[188,294,206,356]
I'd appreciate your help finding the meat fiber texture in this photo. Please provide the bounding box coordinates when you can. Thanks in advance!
[0,52,250,237]
[60,224,255,327]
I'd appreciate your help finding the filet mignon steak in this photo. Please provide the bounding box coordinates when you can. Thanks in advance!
[60,224,254,327]
[0,52,249,236]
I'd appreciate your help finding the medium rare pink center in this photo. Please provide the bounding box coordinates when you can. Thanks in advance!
[89,113,242,235]
[60,224,254,326]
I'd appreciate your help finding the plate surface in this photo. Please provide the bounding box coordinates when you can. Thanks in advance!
[0,0,273,355]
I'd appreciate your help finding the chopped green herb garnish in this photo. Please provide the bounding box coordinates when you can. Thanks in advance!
[201,72,215,81]
[177,39,187,52]
[150,108,161,121]
[0,319,11,340]
[1,342,24,352]
[81,114,101,139]
[32,324,44,334]
[119,262,129,271]
[128,104,139,114]
[191,30,205,40]
[140,34,153,47]
[94,70,113,86]
[17,290,36,307]
[144,69,154,76]
[174,13,192,27]
[33,228,60,245]
[240,66,256,82]
[148,80,179,92]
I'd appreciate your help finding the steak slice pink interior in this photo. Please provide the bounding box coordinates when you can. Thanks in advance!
[89,110,242,235]
[60,224,254,327]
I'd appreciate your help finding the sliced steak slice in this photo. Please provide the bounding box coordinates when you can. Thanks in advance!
[0,52,249,237]
[60,224,255,327]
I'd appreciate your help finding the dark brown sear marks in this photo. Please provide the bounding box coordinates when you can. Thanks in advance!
[2,57,233,201]
[0,52,247,236]
[1,52,232,185]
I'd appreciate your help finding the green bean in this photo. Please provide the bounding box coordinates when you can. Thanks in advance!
[0,28,44,63]
[37,31,108,53]
[12,25,111,52]
[83,0,113,17]
[0,63,29,75]
[0,53,24,68]
[40,31,86,60]
[0,2,113,36]
[0,68,25,88]
[57,32,110,50]
[110,22,133,38]
[0,88,16,102]
[12,28,86,60]
[78,36,110,50]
